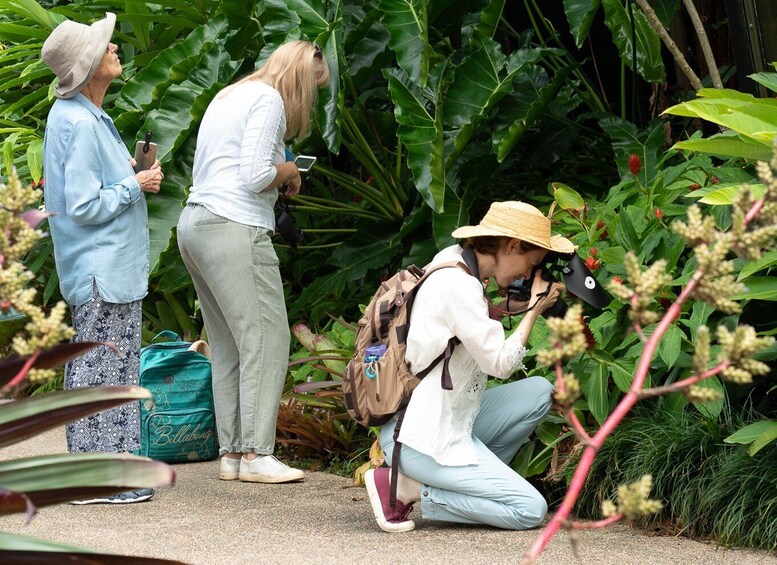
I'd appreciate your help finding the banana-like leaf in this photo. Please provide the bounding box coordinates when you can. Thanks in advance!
[674,133,773,162]
[314,22,344,154]
[749,71,777,94]
[379,0,430,87]
[384,68,445,212]
[0,453,175,514]
[666,99,777,145]
[563,0,602,48]
[0,386,152,448]
[0,342,103,387]
[432,178,473,251]
[602,0,664,83]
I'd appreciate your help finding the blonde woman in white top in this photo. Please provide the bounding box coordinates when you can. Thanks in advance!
[177,41,329,483]
[365,202,571,532]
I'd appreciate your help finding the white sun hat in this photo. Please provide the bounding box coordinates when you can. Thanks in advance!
[41,12,116,99]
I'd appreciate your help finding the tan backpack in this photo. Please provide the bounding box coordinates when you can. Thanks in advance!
[342,261,471,428]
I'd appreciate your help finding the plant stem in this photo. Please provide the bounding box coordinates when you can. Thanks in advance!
[682,0,723,88]
[633,0,703,90]
[523,269,704,562]
[637,360,731,398]
[555,362,591,442]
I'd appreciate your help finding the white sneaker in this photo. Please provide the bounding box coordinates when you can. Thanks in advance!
[238,455,305,483]
[219,456,241,480]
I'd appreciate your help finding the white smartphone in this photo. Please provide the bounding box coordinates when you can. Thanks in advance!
[294,154,317,173]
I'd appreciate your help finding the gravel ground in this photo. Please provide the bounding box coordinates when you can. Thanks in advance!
[1,428,774,565]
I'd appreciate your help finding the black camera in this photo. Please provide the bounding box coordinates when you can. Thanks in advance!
[274,197,304,250]
[507,252,610,317]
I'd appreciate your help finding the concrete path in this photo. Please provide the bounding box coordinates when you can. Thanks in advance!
[1,428,774,565]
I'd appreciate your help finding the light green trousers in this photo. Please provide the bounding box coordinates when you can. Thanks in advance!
[177,204,290,455]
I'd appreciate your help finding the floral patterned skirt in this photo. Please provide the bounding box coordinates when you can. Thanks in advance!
[64,288,142,454]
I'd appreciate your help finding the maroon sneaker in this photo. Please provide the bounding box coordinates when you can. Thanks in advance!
[364,467,416,532]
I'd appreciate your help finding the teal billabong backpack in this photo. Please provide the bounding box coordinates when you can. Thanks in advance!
[139,331,218,463]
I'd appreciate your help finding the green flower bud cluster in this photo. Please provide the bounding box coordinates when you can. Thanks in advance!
[602,475,663,522]
[692,326,710,375]
[606,252,671,326]
[729,198,777,261]
[716,325,773,385]
[1,173,74,385]
[553,372,581,406]
[536,304,586,366]
[671,205,717,247]
[684,384,723,403]
[690,236,745,314]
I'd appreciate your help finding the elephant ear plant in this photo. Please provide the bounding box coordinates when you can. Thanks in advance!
[0,173,178,563]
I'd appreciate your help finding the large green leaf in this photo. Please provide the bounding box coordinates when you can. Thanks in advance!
[674,133,773,162]
[563,0,602,47]
[724,420,777,456]
[114,15,229,119]
[345,7,392,82]
[0,386,151,448]
[664,96,777,145]
[738,249,777,281]
[432,182,473,250]
[384,68,445,212]
[0,453,174,513]
[379,0,430,87]
[748,71,777,94]
[0,0,64,30]
[599,116,665,183]
[733,277,777,301]
[443,40,548,166]
[586,363,610,425]
[691,375,725,419]
[658,323,683,368]
[602,0,664,82]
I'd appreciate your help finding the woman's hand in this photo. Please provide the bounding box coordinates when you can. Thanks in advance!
[135,160,163,193]
[283,166,302,197]
[530,270,565,314]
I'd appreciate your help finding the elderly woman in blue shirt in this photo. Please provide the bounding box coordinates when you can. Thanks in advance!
[41,13,163,504]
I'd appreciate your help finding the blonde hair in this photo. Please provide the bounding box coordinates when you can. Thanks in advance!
[224,41,329,141]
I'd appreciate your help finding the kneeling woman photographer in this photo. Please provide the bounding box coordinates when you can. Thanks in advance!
[365,201,571,532]
[177,41,329,483]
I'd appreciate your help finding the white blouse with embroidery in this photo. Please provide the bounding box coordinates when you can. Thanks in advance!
[397,245,528,466]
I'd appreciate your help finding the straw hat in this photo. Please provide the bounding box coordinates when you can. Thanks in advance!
[41,12,116,99]
[452,201,575,254]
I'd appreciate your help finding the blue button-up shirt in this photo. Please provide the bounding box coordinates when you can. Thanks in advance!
[43,94,149,306]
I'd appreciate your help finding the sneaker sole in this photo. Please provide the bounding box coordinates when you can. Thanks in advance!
[238,472,304,483]
[219,472,239,480]
[70,493,154,505]
[364,469,415,533]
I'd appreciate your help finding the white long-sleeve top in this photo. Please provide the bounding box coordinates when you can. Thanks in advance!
[398,245,528,466]
[188,80,285,228]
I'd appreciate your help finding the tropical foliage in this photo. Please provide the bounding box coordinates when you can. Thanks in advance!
[1,0,775,552]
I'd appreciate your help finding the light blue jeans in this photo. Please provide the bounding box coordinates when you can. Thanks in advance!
[380,377,554,530]
[177,204,290,455]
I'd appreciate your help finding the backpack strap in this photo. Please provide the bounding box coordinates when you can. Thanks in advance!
[389,408,406,509]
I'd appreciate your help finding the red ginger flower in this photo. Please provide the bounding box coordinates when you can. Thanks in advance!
[654,209,663,219]
[584,256,601,271]
[581,318,596,350]
[628,154,641,176]
[689,183,701,191]
[589,247,598,258]
[612,276,623,284]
